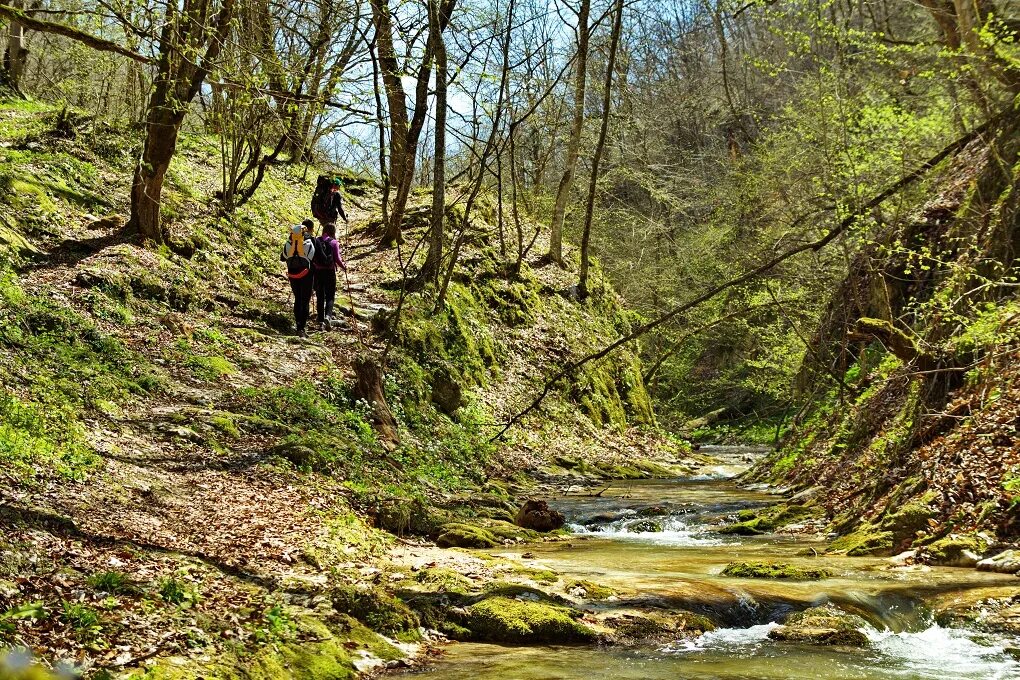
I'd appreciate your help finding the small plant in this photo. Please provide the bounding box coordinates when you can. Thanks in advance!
[61,601,102,638]
[87,570,132,594]
[1,601,47,637]
[254,604,294,642]
[158,577,196,606]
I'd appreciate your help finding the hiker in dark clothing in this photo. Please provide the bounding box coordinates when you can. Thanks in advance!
[280,219,316,337]
[312,222,347,331]
[311,176,348,227]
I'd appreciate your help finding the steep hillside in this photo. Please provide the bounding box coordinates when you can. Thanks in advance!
[0,101,682,676]
[751,112,1020,561]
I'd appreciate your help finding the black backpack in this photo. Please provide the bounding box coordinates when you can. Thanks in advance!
[311,175,333,224]
[312,236,335,269]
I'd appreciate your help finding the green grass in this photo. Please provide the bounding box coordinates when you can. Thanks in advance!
[86,570,133,594]
[61,601,101,638]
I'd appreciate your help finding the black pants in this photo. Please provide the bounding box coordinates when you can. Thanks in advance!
[314,268,337,321]
[289,273,314,332]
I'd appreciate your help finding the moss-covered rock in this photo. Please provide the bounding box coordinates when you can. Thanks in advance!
[721,561,832,580]
[626,519,663,533]
[923,533,990,567]
[457,596,597,643]
[132,613,404,680]
[827,525,894,556]
[413,567,475,593]
[565,580,615,600]
[375,497,452,537]
[330,584,420,639]
[605,610,715,643]
[880,498,936,543]
[434,522,499,548]
[769,605,870,646]
[718,503,822,535]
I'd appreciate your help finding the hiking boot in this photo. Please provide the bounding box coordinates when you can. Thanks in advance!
[319,321,328,332]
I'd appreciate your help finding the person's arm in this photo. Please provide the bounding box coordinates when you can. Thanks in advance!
[335,193,348,222]
[332,239,345,272]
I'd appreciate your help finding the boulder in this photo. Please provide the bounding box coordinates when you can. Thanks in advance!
[626,519,663,533]
[430,369,463,415]
[271,443,318,468]
[435,523,499,549]
[769,605,870,646]
[514,499,565,532]
[581,511,629,526]
[976,549,1020,574]
[456,596,596,643]
[923,533,990,567]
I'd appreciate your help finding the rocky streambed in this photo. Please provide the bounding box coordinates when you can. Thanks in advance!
[391,446,1020,680]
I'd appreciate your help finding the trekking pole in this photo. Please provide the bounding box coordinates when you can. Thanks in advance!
[340,218,368,348]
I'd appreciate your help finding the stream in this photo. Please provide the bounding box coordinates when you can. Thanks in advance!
[405,447,1020,679]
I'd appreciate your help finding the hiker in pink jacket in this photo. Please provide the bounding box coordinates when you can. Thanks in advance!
[311,222,347,331]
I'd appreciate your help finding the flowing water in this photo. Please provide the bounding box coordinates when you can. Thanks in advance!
[405,447,1020,679]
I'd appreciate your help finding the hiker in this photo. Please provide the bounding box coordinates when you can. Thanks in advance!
[311,175,348,227]
[280,219,316,337]
[312,222,347,331]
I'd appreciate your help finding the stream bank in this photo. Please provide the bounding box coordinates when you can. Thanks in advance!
[393,447,1020,680]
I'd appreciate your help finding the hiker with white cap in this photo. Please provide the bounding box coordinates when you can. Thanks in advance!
[280,219,316,337]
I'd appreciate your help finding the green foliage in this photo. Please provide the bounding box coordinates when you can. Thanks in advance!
[0,389,96,480]
[159,577,197,606]
[87,570,133,594]
[1,600,47,639]
[61,601,101,638]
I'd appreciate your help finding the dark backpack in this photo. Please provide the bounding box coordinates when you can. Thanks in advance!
[286,253,311,279]
[311,175,333,224]
[312,236,335,269]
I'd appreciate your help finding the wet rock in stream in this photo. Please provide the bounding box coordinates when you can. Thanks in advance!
[768,605,870,646]
[515,499,566,532]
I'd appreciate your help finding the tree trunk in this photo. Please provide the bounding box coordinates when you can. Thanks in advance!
[421,0,448,285]
[129,72,183,241]
[370,0,410,247]
[354,356,400,448]
[546,0,590,266]
[126,0,236,243]
[3,1,28,93]
[578,0,624,299]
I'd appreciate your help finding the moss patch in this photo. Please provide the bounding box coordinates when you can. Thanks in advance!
[565,580,615,600]
[827,525,894,556]
[721,561,832,580]
[330,584,420,640]
[769,605,870,646]
[718,503,822,535]
[458,596,597,644]
[923,533,990,566]
[435,522,499,549]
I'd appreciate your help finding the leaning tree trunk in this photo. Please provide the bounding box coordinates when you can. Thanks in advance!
[578,0,624,299]
[354,356,401,448]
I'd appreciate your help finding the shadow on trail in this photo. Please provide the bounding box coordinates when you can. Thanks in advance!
[0,502,294,593]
